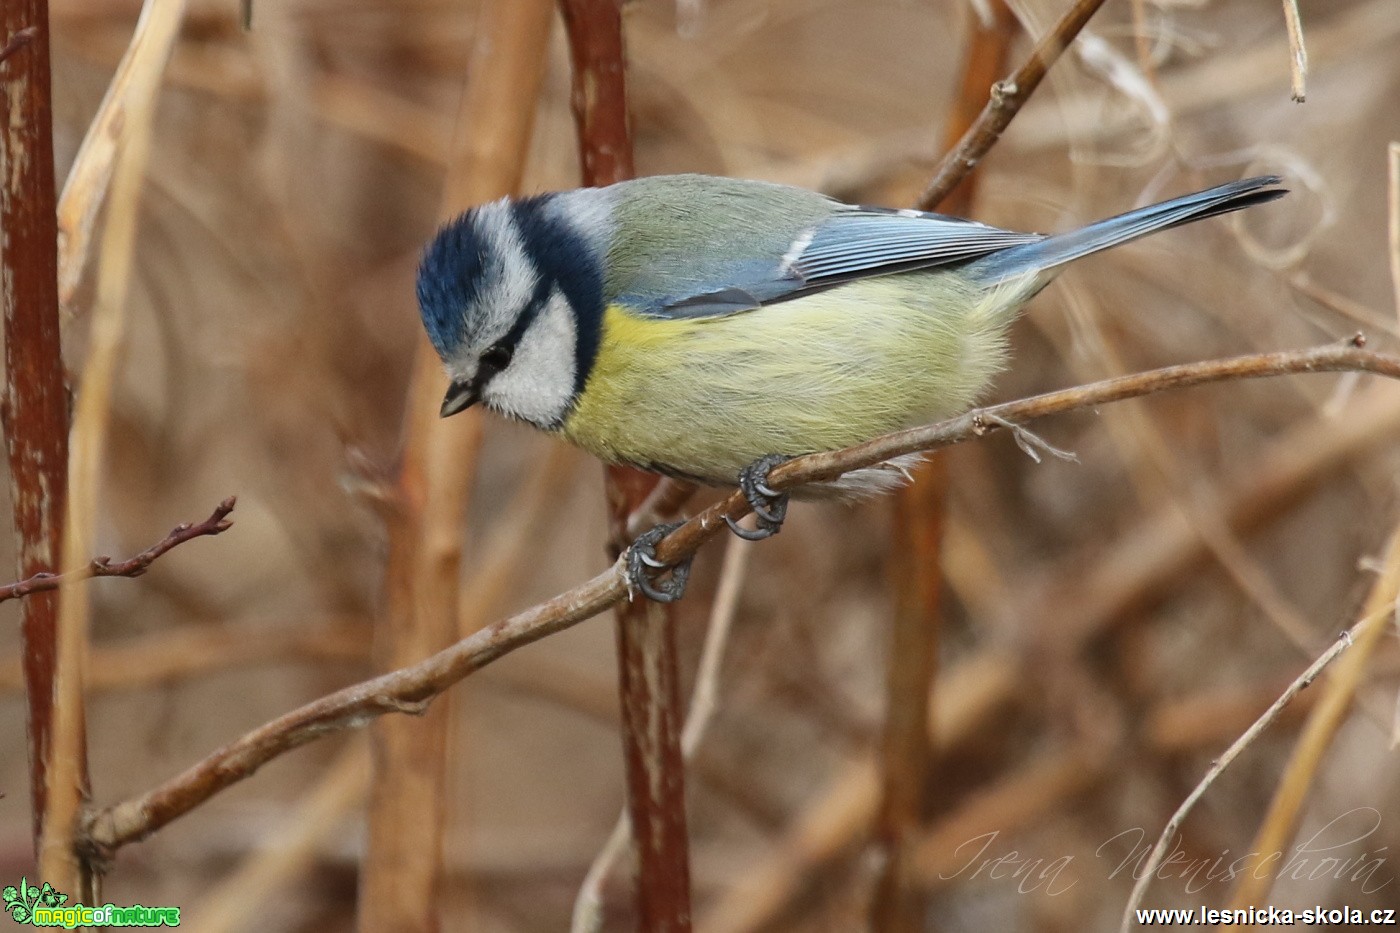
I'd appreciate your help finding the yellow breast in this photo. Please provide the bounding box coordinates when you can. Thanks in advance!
[561,270,1025,485]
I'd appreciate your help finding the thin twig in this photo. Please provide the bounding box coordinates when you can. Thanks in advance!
[0,497,235,605]
[1118,614,1374,931]
[916,0,1111,210]
[1281,0,1308,102]
[82,338,1400,855]
[1224,528,1400,909]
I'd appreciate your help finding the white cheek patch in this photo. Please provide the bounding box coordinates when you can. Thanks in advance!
[483,288,578,429]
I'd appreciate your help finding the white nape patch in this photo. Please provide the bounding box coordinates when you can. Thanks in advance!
[544,187,615,248]
[472,200,540,339]
[482,288,578,429]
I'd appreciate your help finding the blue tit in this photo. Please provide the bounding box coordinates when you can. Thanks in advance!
[416,173,1284,584]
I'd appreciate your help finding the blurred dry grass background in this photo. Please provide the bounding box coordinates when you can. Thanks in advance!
[4,0,1400,929]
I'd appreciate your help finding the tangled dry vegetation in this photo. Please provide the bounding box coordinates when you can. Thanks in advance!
[3,0,1400,930]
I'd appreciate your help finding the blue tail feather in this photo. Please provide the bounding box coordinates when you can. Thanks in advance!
[966,176,1286,285]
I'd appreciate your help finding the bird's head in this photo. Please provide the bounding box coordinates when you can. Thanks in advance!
[417,191,607,430]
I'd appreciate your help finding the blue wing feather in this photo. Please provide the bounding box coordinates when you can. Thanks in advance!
[648,205,1043,320]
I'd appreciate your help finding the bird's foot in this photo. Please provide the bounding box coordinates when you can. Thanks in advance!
[625,521,692,603]
[724,454,792,541]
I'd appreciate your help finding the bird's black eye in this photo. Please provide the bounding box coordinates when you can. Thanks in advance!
[480,344,513,374]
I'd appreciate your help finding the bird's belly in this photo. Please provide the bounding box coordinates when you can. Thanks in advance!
[561,274,1015,485]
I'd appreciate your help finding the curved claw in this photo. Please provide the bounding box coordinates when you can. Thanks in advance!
[728,454,792,541]
[626,521,692,603]
[725,514,775,541]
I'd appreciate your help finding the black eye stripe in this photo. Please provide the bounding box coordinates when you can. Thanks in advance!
[481,275,553,379]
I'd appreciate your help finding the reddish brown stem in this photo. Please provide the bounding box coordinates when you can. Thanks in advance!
[558,0,693,927]
[917,0,1111,211]
[0,498,235,604]
[0,4,74,856]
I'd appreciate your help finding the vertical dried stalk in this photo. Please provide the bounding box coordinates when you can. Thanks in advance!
[357,2,554,930]
[41,0,183,895]
[1281,0,1308,102]
[1388,142,1399,324]
[557,0,692,927]
[56,0,187,314]
[874,4,1015,929]
[0,0,72,863]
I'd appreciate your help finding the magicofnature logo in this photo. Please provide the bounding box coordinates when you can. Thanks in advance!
[3,879,179,928]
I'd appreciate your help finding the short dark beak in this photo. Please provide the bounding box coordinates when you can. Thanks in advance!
[440,379,480,418]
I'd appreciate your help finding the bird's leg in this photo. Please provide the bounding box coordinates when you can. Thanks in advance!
[625,521,693,603]
[724,454,792,541]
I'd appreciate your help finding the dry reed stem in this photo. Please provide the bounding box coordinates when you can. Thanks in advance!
[1121,602,1385,930]
[79,340,1400,856]
[55,0,185,316]
[875,3,1021,927]
[572,532,752,933]
[192,740,369,933]
[1145,677,1319,754]
[1389,143,1400,325]
[0,497,233,605]
[1281,0,1308,102]
[1223,530,1400,910]
[42,0,176,892]
[2,0,72,860]
[358,1,554,928]
[558,0,693,926]
[916,0,1111,210]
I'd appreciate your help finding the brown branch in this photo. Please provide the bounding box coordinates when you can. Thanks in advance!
[558,0,692,928]
[0,498,235,605]
[82,338,1400,856]
[1120,608,1378,931]
[1,0,73,860]
[916,0,1111,211]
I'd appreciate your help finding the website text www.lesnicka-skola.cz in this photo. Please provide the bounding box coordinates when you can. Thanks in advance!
[1135,906,1397,926]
